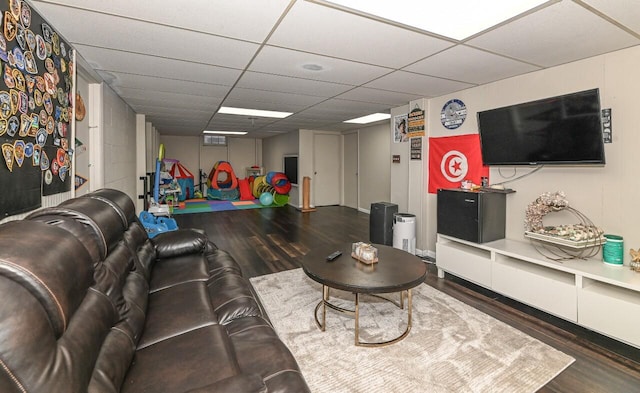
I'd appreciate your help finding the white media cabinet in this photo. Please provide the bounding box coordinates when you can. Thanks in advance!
[436,234,640,348]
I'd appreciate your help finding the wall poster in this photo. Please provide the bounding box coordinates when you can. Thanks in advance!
[0,0,74,216]
[407,104,425,138]
[393,114,408,143]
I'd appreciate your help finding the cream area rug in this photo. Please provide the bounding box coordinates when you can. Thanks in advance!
[250,268,574,393]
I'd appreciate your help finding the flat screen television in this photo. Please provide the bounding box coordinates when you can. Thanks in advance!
[477,88,605,165]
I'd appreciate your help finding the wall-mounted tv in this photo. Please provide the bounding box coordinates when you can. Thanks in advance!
[477,88,605,166]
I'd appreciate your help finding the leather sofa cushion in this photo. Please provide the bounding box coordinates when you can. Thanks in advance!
[122,325,240,393]
[149,254,209,293]
[227,316,310,393]
[184,374,267,393]
[137,281,217,349]
[208,273,263,324]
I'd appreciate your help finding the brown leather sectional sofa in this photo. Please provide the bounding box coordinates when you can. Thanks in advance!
[0,188,310,392]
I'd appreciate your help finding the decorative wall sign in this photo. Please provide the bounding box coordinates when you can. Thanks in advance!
[0,0,74,216]
[440,99,467,130]
[407,105,425,137]
[410,137,422,160]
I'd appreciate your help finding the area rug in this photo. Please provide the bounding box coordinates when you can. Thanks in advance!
[250,268,574,393]
[171,199,281,214]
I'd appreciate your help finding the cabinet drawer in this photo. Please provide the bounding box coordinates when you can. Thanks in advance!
[578,279,640,347]
[436,241,491,288]
[493,255,577,321]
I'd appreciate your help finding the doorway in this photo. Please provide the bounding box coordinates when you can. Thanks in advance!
[313,133,341,206]
[343,132,358,209]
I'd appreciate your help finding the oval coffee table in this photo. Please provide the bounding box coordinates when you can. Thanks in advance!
[301,243,427,347]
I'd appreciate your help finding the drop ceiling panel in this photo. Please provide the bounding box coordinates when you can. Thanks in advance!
[312,98,390,114]
[119,87,221,108]
[467,1,640,67]
[236,72,353,97]
[581,0,640,35]
[220,99,306,114]
[76,45,243,86]
[32,0,292,42]
[28,1,640,137]
[365,71,473,97]
[34,5,260,69]
[141,114,211,124]
[268,1,454,68]
[405,45,541,85]
[207,114,276,129]
[225,88,328,109]
[249,46,392,85]
[100,72,232,98]
[336,87,423,106]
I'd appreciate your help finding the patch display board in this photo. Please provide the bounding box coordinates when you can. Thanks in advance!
[0,0,74,216]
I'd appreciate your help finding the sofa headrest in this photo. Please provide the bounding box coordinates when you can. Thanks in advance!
[0,221,94,338]
[85,188,137,226]
[28,197,127,254]
[27,214,103,266]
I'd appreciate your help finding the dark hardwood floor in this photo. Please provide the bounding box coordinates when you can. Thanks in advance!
[174,205,640,392]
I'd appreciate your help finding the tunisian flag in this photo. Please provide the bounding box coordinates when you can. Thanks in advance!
[428,134,489,194]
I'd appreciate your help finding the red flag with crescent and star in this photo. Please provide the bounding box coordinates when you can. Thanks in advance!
[428,134,489,193]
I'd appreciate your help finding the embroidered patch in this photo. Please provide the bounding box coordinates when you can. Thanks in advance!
[2,143,14,172]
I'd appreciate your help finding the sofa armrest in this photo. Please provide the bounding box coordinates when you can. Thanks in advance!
[184,374,267,393]
[151,228,215,258]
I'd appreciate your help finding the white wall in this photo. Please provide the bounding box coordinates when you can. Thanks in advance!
[358,123,391,212]
[161,135,201,178]
[103,84,137,203]
[420,45,640,265]
[262,126,392,212]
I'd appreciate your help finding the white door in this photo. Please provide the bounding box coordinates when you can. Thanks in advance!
[343,132,358,209]
[313,133,341,206]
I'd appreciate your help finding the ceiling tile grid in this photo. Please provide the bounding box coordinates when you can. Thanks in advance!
[30,0,640,136]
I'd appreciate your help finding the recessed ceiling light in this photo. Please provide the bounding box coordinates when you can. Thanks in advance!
[218,106,293,119]
[322,0,547,40]
[344,113,391,124]
[203,130,248,135]
[302,63,324,71]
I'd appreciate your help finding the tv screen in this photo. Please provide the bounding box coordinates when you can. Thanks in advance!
[477,89,605,165]
[283,155,298,185]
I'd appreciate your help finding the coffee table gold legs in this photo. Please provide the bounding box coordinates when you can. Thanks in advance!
[314,286,413,347]
[355,289,412,347]
[314,285,330,331]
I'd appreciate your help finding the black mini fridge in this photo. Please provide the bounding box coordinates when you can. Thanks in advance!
[437,189,506,243]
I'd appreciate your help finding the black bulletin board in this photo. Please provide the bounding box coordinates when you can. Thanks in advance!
[0,0,73,216]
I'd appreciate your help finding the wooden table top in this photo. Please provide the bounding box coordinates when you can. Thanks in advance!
[301,243,427,293]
